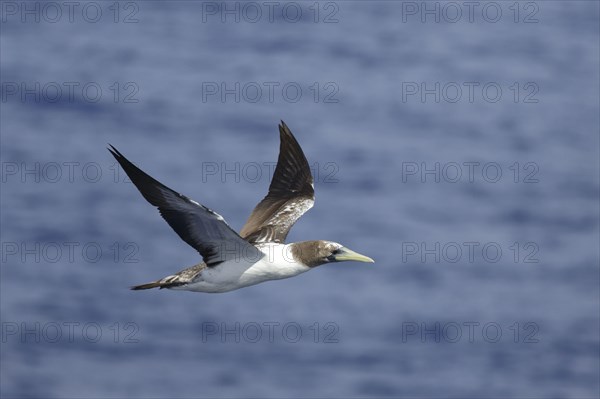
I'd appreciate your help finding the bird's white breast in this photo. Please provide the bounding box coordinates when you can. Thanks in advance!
[181,243,310,293]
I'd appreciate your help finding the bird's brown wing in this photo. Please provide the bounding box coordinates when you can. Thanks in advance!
[240,121,314,244]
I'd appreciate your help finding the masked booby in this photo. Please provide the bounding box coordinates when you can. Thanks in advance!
[108,121,373,293]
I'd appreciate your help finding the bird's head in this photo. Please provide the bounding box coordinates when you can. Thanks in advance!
[290,240,374,268]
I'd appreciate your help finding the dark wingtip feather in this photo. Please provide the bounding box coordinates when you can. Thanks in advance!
[107,144,123,159]
[278,120,297,144]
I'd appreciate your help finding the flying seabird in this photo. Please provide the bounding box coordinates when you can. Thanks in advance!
[108,121,373,293]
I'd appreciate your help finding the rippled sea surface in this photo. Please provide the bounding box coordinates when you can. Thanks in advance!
[1,1,599,398]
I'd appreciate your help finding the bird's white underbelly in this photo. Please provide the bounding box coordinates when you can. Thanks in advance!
[179,243,309,293]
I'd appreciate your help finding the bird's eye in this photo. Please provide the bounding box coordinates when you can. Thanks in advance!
[331,249,341,255]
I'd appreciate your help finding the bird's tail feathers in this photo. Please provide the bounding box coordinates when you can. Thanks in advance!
[130,281,164,290]
[130,275,187,290]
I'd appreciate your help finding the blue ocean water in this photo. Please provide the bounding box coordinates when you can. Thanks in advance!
[1,1,599,398]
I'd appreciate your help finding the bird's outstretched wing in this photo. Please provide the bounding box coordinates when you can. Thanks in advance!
[108,145,263,267]
[240,121,314,244]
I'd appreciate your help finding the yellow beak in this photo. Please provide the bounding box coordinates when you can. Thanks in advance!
[334,247,374,263]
